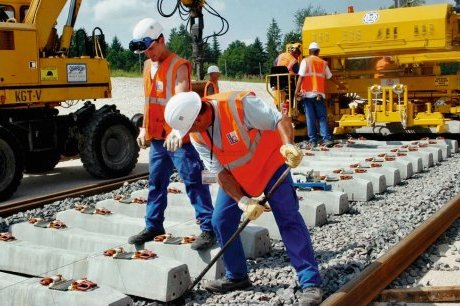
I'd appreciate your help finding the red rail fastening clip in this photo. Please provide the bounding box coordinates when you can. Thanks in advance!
[429,141,437,144]
[397,153,407,156]
[133,250,156,260]
[401,145,409,149]
[354,169,367,173]
[0,232,15,241]
[181,235,197,244]
[74,204,88,211]
[385,157,395,161]
[377,153,386,157]
[320,147,329,151]
[40,275,63,286]
[95,208,112,215]
[154,233,172,242]
[390,149,398,152]
[70,278,98,291]
[370,163,382,168]
[340,175,353,180]
[334,144,343,148]
[365,157,374,162]
[48,220,67,229]
[113,194,125,201]
[28,217,43,224]
[304,152,315,156]
[349,163,359,168]
[409,147,418,151]
[167,187,182,194]
[103,247,125,257]
[132,197,147,204]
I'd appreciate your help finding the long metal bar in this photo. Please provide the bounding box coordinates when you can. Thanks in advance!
[0,173,149,217]
[322,193,460,305]
[188,166,291,291]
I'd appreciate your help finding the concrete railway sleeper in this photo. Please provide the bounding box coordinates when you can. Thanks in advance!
[0,138,459,305]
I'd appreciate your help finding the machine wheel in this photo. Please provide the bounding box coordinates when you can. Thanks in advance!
[0,127,24,201]
[24,149,61,173]
[131,113,144,130]
[79,112,139,178]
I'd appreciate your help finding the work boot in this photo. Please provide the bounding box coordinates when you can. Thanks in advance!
[203,276,252,293]
[323,140,335,147]
[128,228,165,245]
[191,231,216,250]
[309,141,318,148]
[298,287,323,306]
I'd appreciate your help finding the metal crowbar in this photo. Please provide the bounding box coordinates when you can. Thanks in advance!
[187,166,291,292]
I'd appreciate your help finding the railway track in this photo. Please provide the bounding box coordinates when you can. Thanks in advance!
[0,138,459,305]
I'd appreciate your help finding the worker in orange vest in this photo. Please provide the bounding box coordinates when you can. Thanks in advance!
[164,91,323,305]
[128,18,215,250]
[275,43,301,74]
[295,42,345,147]
[374,56,392,79]
[204,65,220,96]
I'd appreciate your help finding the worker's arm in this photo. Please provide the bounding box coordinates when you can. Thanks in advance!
[326,66,346,90]
[277,115,295,145]
[174,63,190,93]
[217,169,245,202]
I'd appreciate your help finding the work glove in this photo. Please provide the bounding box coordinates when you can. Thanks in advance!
[237,196,264,221]
[137,128,150,149]
[163,130,183,152]
[280,143,303,168]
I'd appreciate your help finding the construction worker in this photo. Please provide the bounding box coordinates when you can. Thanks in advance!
[374,56,392,79]
[295,42,344,147]
[127,18,215,250]
[275,43,302,74]
[164,91,323,305]
[204,65,220,96]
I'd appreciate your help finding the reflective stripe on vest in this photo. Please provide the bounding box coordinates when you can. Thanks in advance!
[192,91,284,196]
[300,55,327,94]
[143,54,191,140]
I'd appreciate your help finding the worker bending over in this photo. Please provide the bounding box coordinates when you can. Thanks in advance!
[275,43,301,74]
[127,18,215,250]
[164,91,323,305]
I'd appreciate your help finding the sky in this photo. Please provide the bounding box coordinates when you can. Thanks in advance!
[62,0,455,50]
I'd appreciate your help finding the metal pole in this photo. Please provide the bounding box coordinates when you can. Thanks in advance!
[188,167,291,291]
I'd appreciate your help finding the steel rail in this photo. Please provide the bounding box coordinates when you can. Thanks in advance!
[321,192,460,306]
[0,173,149,217]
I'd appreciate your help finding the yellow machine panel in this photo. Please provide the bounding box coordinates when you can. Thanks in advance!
[302,4,456,57]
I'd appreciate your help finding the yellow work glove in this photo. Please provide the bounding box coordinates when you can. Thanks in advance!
[163,130,183,152]
[280,143,303,168]
[237,196,264,221]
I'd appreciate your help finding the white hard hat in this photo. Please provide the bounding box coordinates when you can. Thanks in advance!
[308,42,320,50]
[132,18,163,41]
[164,92,202,138]
[207,65,220,74]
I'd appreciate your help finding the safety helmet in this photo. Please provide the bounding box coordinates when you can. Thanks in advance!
[308,42,320,50]
[130,18,163,54]
[290,43,301,53]
[164,92,202,138]
[207,65,220,74]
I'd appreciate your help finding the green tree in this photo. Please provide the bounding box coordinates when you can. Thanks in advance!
[107,36,125,70]
[293,5,326,33]
[168,24,192,60]
[265,18,282,73]
[209,34,221,64]
[218,40,247,78]
[245,37,266,76]
[389,0,425,8]
[282,30,302,52]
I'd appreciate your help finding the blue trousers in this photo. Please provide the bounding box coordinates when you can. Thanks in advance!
[302,96,333,143]
[145,140,214,233]
[212,164,321,289]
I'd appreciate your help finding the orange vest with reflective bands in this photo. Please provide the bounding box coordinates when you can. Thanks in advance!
[191,91,285,197]
[143,54,191,141]
[300,55,328,94]
[276,52,297,71]
[204,80,219,96]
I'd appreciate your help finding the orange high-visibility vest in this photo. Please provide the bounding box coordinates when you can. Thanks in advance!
[191,91,285,197]
[276,52,297,72]
[143,54,191,140]
[374,58,390,79]
[300,55,328,94]
[204,80,219,96]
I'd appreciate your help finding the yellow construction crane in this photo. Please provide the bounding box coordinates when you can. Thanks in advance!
[0,0,139,200]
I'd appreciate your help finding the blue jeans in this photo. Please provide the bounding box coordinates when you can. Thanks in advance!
[145,140,214,233]
[212,164,321,288]
[302,96,332,143]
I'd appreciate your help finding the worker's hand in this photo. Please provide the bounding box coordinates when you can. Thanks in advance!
[280,143,303,168]
[163,130,183,152]
[137,128,149,149]
[237,196,264,220]
[295,92,303,101]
